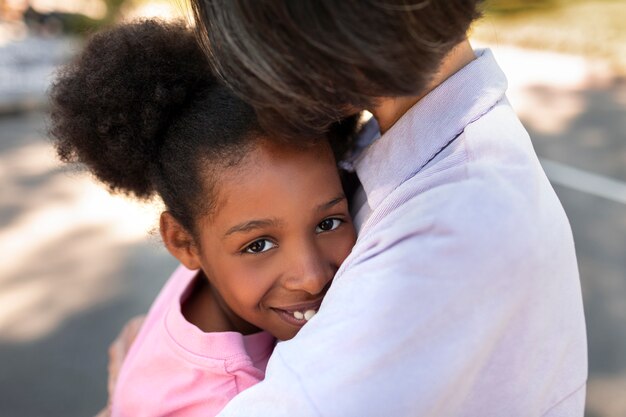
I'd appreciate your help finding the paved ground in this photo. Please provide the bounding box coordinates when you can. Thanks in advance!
[498,50,626,417]
[0,110,177,416]
[0,42,625,416]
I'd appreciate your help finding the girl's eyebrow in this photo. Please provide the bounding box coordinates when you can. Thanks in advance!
[223,195,346,239]
[316,194,346,212]
[224,218,282,238]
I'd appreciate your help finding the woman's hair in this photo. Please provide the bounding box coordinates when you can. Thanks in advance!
[48,19,263,236]
[190,0,483,139]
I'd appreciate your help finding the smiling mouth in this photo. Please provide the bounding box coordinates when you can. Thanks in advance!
[273,308,318,327]
[272,301,322,327]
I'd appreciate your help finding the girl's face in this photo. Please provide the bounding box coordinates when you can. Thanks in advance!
[194,139,356,340]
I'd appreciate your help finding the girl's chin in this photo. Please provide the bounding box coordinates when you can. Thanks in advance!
[272,326,300,342]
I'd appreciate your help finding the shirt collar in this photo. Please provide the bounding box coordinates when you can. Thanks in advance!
[353,49,508,210]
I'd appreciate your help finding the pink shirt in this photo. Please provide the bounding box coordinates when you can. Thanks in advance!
[111,265,276,417]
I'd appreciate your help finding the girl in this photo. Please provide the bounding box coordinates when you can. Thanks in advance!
[48,20,357,416]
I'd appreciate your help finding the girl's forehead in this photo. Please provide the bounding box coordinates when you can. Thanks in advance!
[220,137,335,180]
[206,139,342,224]
[255,136,333,159]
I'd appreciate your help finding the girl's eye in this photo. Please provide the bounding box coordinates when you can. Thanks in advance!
[316,218,342,233]
[244,239,276,254]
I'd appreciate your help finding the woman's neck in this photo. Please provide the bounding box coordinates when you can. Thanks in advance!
[372,39,476,134]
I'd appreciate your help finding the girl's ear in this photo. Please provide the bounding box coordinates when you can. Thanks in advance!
[160,212,202,270]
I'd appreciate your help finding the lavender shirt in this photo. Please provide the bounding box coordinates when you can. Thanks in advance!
[218,49,588,417]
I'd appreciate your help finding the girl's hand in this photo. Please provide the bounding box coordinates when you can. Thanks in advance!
[94,407,110,417]
[96,315,146,417]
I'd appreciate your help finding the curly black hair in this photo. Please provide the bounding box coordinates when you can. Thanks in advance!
[48,19,358,237]
[48,19,266,236]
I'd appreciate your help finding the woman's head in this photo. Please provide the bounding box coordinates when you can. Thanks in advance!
[190,0,484,139]
[49,19,357,340]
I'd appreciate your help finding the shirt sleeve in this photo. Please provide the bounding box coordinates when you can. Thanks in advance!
[216,179,586,417]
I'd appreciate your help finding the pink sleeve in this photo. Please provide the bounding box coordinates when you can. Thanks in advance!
[111,265,274,417]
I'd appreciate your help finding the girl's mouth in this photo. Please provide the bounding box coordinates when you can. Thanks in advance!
[271,299,322,327]
[273,308,318,327]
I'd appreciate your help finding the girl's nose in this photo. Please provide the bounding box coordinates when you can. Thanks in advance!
[283,242,335,295]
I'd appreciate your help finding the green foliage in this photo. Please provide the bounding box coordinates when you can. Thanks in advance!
[55,0,130,36]
[57,13,107,35]
[473,0,626,74]
[103,0,129,22]
[483,0,560,15]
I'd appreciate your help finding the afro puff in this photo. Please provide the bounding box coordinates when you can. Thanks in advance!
[48,19,358,234]
[48,19,263,233]
[49,19,215,198]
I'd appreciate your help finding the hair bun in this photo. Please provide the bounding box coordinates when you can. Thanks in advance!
[49,19,214,198]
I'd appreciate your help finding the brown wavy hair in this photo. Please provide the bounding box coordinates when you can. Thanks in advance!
[191,0,483,139]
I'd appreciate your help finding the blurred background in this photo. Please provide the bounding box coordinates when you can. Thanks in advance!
[0,0,624,416]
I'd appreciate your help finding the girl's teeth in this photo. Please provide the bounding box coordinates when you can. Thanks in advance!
[304,310,316,321]
[291,310,317,321]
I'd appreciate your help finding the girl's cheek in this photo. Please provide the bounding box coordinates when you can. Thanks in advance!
[238,262,278,294]
[335,229,357,259]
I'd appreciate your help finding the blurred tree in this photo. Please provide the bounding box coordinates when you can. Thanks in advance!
[22,0,133,36]
[104,0,128,23]
[483,0,559,15]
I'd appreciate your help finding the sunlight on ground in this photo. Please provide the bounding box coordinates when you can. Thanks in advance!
[474,41,613,135]
[0,137,162,343]
[473,1,626,74]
